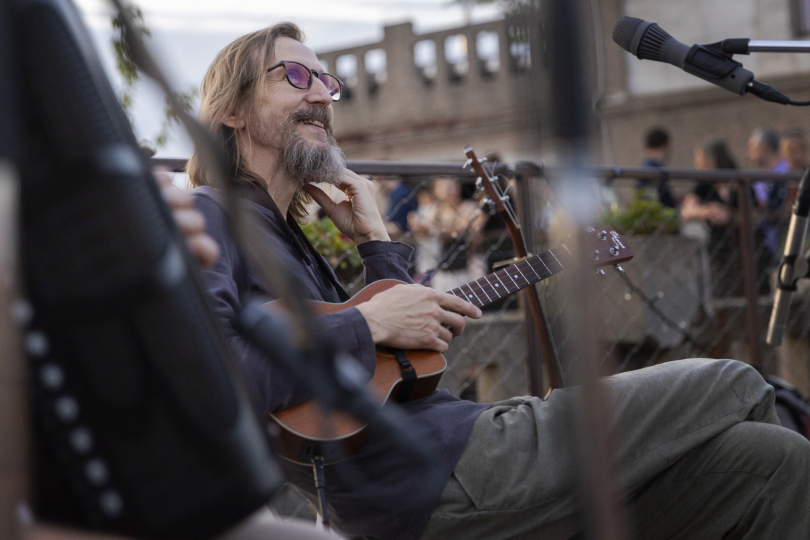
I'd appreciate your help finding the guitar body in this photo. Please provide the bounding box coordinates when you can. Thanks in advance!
[264,280,446,465]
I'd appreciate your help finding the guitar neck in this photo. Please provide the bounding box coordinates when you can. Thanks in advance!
[447,246,572,308]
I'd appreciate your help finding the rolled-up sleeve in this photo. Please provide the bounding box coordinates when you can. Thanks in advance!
[356,241,414,285]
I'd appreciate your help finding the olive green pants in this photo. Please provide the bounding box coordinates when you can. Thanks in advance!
[418,359,810,540]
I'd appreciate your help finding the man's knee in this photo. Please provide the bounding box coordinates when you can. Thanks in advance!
[693,358,776,414]
[721,421,810,480]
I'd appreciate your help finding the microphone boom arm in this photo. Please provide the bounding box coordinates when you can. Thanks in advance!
[721,39,810,54]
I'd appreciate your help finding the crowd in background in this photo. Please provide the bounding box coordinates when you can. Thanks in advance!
[640,126,808,298]
[364,127,809,303]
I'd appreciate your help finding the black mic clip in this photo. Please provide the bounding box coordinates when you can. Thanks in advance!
[683,42,753,95]
[685,42,742,79]
[776,253,810,293]
[697,40,792,104]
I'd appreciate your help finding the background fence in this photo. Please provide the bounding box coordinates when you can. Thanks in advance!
[157,158,810,400]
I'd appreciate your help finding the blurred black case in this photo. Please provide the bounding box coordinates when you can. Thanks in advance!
[6,0,284,536]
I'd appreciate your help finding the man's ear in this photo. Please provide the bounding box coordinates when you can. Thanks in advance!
[222,114,246,129]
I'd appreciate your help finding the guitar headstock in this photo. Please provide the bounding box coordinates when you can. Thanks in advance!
[580,226,634,268]
[464,145,509,215]
[464,145,528,255]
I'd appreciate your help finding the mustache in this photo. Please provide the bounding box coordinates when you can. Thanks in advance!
[288,107,333,135]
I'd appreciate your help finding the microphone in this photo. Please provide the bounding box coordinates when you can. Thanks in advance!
[612,16,791,105]
[767,167,810,346]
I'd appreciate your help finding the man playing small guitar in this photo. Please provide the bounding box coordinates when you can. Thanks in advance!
[188,23,810,540]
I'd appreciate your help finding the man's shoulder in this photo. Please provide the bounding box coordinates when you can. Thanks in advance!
[191,187,231,238]
[191,185,225,209]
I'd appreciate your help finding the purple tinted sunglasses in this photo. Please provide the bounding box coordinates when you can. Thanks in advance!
[267,61,343,101]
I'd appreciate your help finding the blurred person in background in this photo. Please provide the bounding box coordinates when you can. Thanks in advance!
[748,128,789,263]
[384,178,419,239]
[409,177,486,291]
[781,128,808,173]
[680,139,774,296]
[637,127,676,208]
[780,128,808,205]
[696,139,772,295]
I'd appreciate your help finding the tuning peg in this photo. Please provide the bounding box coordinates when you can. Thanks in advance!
[585,226,595,233]
[479,157,488,163]
[596,268,606,281]
[614,264,625,276]
[463,158,473,170]
[475,177,485,191]
[597,230,607,241]
[609,247,619,256]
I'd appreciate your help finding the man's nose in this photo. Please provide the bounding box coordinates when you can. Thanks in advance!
[305,76,334,105]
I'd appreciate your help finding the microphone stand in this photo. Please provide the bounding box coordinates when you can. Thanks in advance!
[767,167,810,346]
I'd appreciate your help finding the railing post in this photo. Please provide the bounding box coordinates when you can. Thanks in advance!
[737,178,764,370]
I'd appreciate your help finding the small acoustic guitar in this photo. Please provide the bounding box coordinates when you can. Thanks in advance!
[266,226,633,464]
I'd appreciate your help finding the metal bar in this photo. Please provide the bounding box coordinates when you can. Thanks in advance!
[515,168,563,393]
[0,161,26,540]
[546,0,626,537]
[748,40,810,53]
[590,165,803,182]
[152,158,803,183]
[736,179,764,369]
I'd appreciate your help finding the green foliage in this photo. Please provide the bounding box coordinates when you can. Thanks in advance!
[110,3,198,148]
[301,217,362,270]
[154,87,199,146]
[111,5,148,115]
[600,191,680,236]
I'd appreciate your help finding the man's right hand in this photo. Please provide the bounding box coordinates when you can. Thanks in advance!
[355,284,482,353]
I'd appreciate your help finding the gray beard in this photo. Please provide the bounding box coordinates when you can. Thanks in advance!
[282,128,345,187]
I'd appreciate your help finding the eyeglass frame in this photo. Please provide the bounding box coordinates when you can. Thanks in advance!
[266,60,344,101]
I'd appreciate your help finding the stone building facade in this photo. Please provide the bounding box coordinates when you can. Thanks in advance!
[318,0,810,169]
[316,16,546,164]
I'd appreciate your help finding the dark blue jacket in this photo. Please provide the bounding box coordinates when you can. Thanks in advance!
[193,184,487,540]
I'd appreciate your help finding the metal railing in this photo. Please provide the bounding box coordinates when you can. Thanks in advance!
[155,158,810,399]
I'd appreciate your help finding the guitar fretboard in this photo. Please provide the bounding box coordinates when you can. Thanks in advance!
[447,247,570,308]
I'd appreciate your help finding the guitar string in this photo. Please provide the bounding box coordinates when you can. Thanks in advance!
[448,242,583,307]
[474,248,567,306]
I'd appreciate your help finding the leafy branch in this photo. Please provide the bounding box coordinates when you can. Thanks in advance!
[111,3,198,148]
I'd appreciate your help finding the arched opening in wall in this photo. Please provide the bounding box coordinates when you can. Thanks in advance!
[336,54,357,101]
[507,25,531,72]
[476,30,499,77]
[414,39,437,86]
[364,49,387,96]
[444,34,468,82]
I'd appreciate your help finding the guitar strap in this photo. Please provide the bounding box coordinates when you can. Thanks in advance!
[394,350,417,402]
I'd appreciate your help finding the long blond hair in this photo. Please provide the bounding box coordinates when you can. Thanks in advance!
[187,22,313,221]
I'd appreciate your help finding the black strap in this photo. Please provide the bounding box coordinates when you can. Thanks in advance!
[394,349,417,402]
[776,256,800,292]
